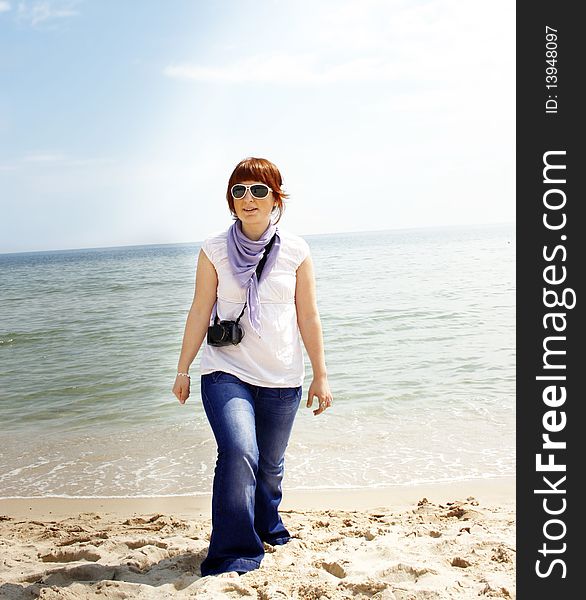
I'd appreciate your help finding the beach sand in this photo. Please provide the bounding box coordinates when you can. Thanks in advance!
[0,477,515,599]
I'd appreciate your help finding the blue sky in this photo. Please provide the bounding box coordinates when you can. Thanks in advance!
[0,0,515,253]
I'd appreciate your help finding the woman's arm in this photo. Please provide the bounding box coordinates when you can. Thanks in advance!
[173,249,217,403]
[295,255,333,415]
[295,256,326,376]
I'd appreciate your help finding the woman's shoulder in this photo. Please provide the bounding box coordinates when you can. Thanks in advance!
[203,228,229,243]
[278,226,309,246]
[277,227,311,265]
[200,228,228,263]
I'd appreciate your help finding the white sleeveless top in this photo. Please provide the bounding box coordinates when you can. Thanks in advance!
[199,226,311,388]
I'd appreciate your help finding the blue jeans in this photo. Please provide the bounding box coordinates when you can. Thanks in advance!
[199,370,303,576]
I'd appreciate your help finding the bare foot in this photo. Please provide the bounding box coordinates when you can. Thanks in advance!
[216,570,240,578]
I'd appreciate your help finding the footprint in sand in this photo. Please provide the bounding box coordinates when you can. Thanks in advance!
[124,538,169,550]
[39,547,101,563]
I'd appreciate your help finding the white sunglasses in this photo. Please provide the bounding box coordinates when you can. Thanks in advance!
[230,183,273,200]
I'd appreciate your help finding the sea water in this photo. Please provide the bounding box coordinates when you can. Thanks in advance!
[0,223,515,497]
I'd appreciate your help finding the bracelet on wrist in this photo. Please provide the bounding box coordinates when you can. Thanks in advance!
[177,372,191,379]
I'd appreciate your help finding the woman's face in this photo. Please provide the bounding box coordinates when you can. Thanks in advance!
[232,179,275,225]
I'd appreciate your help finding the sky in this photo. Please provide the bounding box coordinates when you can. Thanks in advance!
[0,0,515,253]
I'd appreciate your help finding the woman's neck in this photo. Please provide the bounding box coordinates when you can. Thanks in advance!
[240,219,271,241]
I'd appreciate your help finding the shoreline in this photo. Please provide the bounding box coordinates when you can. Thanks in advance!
[0,476,514,520]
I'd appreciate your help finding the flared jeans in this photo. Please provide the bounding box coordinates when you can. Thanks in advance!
[199,370,302,576]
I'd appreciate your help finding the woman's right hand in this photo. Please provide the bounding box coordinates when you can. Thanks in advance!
[173,375,191,404]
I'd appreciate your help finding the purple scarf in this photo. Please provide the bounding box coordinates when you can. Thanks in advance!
[212,219,281,338]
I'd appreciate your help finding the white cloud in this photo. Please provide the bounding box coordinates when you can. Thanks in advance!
[16,0,81,26]
[165,52,439,85]
[163,0,513,88]
[0,153,113,169]
[0,1,11,14]
[23,152,67,162]
[164,53,410,84]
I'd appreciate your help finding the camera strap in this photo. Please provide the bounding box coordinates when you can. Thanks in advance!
[215,232,278,326]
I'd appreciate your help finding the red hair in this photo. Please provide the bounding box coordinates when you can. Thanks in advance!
[226,157,289,225]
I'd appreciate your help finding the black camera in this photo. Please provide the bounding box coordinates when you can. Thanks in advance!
[207,315,245,346]
[206,231,277,348]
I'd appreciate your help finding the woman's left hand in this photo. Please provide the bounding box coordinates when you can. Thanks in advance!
[306,374,333,416]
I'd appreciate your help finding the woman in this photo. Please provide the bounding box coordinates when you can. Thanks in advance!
[172,157,333,578]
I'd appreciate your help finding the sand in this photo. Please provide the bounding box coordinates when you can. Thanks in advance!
[0,478,515,599]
